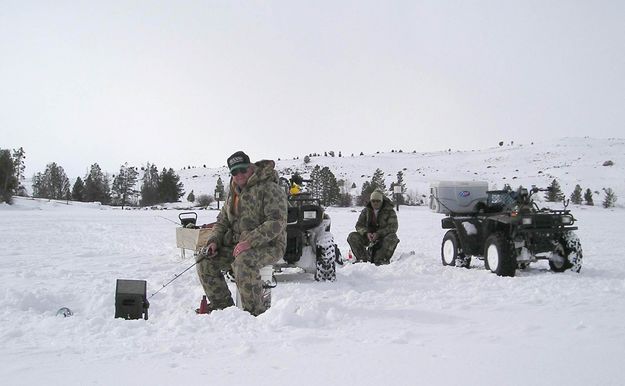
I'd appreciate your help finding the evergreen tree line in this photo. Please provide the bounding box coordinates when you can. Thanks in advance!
[30,161,184,207]
[285,166,412,207]
[2,146,618,210]
[354,169,412,206]
[546,179,618,208]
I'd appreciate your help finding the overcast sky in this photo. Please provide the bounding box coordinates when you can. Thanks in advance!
[1,0,624,179]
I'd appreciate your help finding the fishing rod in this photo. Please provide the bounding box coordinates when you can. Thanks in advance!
[155,215,181,226]
[147,249,215,300]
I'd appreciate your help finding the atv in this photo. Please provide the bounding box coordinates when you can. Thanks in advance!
[432,182,583,277]
[276,174,341,281]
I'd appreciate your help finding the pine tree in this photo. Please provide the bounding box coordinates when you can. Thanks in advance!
[309,165,323,199]
[159,168,184,203]
[570,184,583,205]
[140,163,160,206]
[12,147,26,193]
[72,177,85,201]
[584,188,594,206]
[371,168,386,193]
[544,179,565,202]
[215,176,225,201]
[391,170,407,205]
[602,188,617,208]
[358,169,387,205]
[187,190,195,203]
[0,149,18,203]
[112,163,139,208]
[358,181,373,206]
[84,163,111,204]
[32,162,70,200]
[306,165,340,205]
[319,166,340,206]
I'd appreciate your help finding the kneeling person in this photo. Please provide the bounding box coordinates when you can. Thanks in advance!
[347,189,399,265]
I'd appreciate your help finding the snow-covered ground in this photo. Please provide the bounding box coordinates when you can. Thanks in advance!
[1,196,624,385]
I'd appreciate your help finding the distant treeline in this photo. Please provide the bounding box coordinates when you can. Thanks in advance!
[0,147,618,208]
[0,147,184,207]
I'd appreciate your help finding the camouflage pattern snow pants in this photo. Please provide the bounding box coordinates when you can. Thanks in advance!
[347,232,399,265]
[196,245,282,316]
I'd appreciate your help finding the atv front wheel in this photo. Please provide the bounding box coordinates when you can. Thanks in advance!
[549,231,583,273]
[484,233,516,277]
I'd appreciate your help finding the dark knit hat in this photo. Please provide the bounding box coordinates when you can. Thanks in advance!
[227,151,251,172]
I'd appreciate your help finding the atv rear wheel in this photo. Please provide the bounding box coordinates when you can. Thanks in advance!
[441,230,460,266]
[484,233,516,277]
[549,231,583,273]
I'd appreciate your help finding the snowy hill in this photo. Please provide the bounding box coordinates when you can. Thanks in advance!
[179,137,624,207]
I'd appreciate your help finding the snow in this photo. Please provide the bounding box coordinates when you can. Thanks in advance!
[462,221,478,235]
[2,137,625,385]
[2,198,625,385]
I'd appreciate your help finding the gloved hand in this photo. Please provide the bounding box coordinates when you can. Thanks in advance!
[233,240,251,257]
[199,242,217,259]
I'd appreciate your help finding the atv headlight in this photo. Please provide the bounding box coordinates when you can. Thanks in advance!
[561,215,573,225]
[522,217,532,225]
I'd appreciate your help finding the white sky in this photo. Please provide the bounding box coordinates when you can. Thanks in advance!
[1,0,624,179]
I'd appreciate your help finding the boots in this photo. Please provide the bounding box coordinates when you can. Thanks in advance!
[195,296,234,314]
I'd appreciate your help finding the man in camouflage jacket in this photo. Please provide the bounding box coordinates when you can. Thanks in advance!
[197,151,287,316]
[347,189,399,265]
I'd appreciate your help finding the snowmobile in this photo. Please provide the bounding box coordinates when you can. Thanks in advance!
[431,182,583,277]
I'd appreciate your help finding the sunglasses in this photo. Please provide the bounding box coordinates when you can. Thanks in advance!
[231,168,247,176]
[371,199,381,203]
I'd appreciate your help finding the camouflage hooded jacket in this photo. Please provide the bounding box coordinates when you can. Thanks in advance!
[355,195,398,238]
[207,160,287,252]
